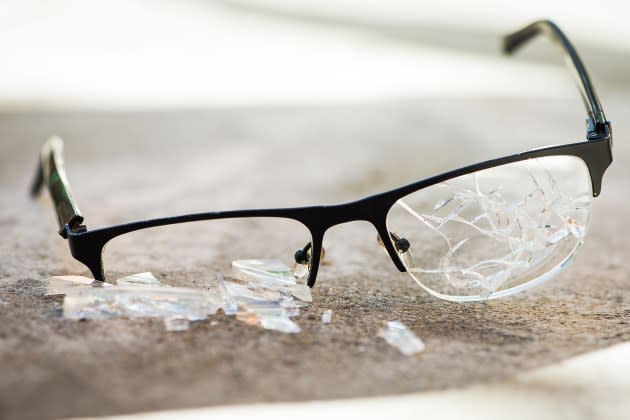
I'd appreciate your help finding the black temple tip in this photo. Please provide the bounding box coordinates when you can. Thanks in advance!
[502,20,549,55]
[29,161,44,198]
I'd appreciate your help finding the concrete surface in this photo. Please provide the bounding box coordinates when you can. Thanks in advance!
[0,97,629,419]
[75,340,630,420]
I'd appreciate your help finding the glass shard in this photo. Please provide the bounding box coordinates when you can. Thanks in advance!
[215,274,239,315]
[290,284,312,302]
[321,309,333,324]
[50,257,311,334]
[232,259,296,285]
[117,272,165,287]
[259,317,301,334]
[230,259,307,333]
[58,278,219,321]
[378,321,425,356]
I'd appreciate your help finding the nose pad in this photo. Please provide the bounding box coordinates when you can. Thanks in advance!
[293,242,326,280]
[377,231,414,268]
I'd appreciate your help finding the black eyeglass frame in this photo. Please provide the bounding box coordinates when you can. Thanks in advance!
[31,20,613,288]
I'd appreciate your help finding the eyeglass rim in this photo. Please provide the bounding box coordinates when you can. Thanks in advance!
[384,154,594,302]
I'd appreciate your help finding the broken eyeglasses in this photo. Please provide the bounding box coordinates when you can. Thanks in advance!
[31,20,612,302]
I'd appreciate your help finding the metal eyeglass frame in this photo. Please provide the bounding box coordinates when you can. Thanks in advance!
[31,20,613,288]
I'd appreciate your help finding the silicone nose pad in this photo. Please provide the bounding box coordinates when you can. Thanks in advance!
[293,243,326,279]
[377,232,414,267]
[294,243,326,264]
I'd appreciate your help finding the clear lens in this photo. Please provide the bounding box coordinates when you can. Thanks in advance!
[386,156,592,301]
[102,217,312,284]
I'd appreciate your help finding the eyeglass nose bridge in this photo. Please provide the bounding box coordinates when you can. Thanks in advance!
[302,202,408,287]
[304,224,408,288]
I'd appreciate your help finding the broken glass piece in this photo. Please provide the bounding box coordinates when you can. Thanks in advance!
[223,279,284,303]
[290,284,312,302]
[231,261,306,304]
[232,259,296,285]
[233,294,300,332]
[236,304,301,333]
[0,299,8,305]
[321,309,333,324]
[230,259,309,333]
[259,317,300,333]
[378,321,425,356]
[51,257,311,335]
[62,282,219,321]
[46,275,111,297]
[163,316,190,332]
[117,272,165,287]
[215,274,239,315]
[239,305,300,331]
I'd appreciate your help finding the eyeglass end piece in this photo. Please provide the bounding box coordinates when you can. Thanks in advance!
[502,20,548,55]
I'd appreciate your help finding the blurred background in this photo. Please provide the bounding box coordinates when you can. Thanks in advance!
[1,0,629,110]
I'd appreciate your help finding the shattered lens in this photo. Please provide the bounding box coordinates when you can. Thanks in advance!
[102,217,312,284]
[386,156,592,301]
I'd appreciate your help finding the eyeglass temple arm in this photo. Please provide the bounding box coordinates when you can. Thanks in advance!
[503,20,607,136]
[30,137,86,238]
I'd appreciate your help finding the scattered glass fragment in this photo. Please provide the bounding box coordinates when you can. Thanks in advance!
[231,259,308,333]
[259,317,300,334]
[232,259,296,285]
[290,284,312,302]
[321,309,333,324]
[117,272,165,287]
[210,320,219,326]
[378,321,425,356]
[50,257,313,335]
[216,274,239,315]
[57,278,220,321]
[0,299,8,305]
[231,259,312,302]
[233,296,296,329]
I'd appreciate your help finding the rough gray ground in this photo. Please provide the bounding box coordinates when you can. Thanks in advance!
[0,98,629,420]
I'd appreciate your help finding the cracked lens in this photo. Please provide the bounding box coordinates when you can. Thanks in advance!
[387,156,592,301]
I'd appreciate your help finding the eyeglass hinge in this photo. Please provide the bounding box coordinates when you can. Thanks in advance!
[586,118,611,142]
[59,220,88,239]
